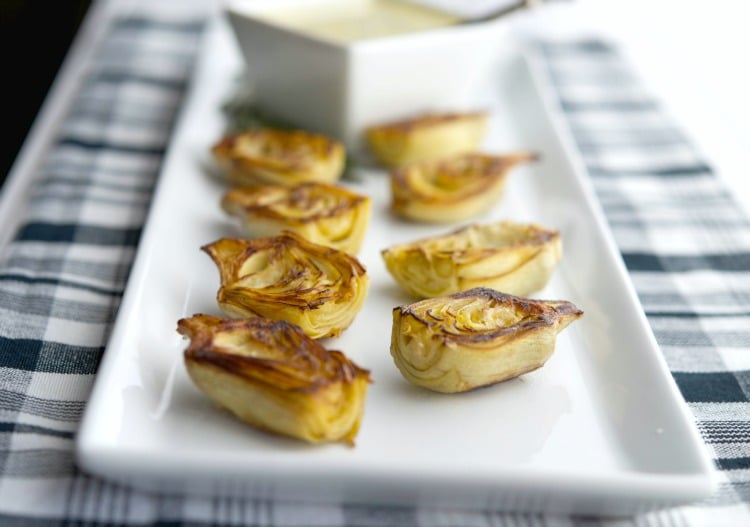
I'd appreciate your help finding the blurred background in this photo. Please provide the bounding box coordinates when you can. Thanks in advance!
[1,0,93,181]
[1,0,749,209]
[544,0,750,213]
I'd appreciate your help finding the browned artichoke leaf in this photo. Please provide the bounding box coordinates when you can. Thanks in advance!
[381,221,561,298]
[390,152,537,223]
[203,232,369,339]
[179,314,372,444]
[221,182,371,254]
[365,111,488,167]
[390,287,583,393]
[211,128,345,187]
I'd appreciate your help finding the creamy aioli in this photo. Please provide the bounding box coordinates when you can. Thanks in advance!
[260,0,460,43]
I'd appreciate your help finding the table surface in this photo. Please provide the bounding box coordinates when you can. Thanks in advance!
[523,0,750,215]
[2,0,750,525]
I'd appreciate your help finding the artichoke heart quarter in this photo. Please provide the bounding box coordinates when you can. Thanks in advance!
[366,111,488,167]
[221,182,371,254]
[202,232,369,339]
[381,221,562,298]
[391,152,537,223]
[390,288,583,393]
[178,314,372,444]
[211,128,345,186]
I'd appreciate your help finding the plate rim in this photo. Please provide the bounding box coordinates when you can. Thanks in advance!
[75,14,718,515]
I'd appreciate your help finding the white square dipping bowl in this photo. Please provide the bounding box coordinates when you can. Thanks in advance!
[223,0,516,155]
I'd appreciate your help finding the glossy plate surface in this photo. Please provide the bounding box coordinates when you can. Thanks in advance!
[76,15,716,515]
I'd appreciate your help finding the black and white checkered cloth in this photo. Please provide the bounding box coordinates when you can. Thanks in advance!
[1,6,749,527]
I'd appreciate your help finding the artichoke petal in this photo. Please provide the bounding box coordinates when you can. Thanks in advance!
[390,152,537,223]
[178,314,372,444]
[221,182,371,254]
[390,287,583,393]
[203,232,369,339]
[211,128,345,186]
[381,221,561,298]
[366,112,488,167]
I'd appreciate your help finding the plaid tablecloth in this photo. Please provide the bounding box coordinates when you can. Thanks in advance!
[1,2,749,526]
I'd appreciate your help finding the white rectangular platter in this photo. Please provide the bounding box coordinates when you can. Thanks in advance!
[76,14,716,516]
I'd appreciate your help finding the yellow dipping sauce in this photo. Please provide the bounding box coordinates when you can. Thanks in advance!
[261,0,460,43]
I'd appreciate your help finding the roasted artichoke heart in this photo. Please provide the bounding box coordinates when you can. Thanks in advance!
[366,111,488,167]
[221,182,372,254]
[178,314,372,444]
[211,128,345,186]
[202,232,369,339]
[390,288,583,393]
[390,152,537,223]
[381,221,561,298]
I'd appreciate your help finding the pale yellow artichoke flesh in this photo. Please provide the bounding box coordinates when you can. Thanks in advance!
[211,128,345,186]
[390,152,537,223]
[365,112,488,168]
[202,232,369,339]
[381,221,562,298]
[178,314,372,444]
[390,287,583,393]
[221,182,372,254]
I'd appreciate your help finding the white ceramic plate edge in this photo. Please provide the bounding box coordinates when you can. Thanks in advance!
[520,41,717,489]
[75,15,718,515]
